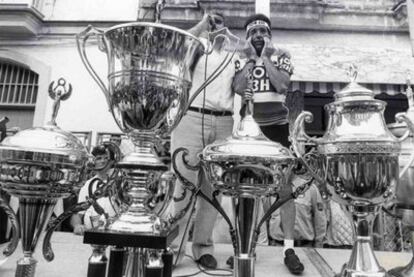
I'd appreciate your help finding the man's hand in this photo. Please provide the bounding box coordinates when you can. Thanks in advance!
[242,88,254,101]
[73,224,86,236]
[261,37,276,58]
[200,13,212,32]
[242,37,258,60]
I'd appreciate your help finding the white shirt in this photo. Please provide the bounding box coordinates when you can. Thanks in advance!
[77,176,118,229]
[190,38,237,112]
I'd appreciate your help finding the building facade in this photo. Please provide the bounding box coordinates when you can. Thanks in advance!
[0,0,412,140]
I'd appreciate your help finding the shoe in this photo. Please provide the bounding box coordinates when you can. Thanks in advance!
[226,256,234,269]
[284,249,304,275]
[196,254,217,269]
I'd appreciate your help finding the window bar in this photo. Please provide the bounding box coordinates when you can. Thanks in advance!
[13,66,21,104]
[19,68,27,104]
[24,71,31,104]
[31,74,38,104]
[0,63,4,102]
[8,65,17,103]
[2,64,10,103]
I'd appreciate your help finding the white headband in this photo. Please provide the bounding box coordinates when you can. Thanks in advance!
[246,20,270,34]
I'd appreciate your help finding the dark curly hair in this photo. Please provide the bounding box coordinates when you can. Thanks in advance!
[244,13,271,30]
[91,144,115,161]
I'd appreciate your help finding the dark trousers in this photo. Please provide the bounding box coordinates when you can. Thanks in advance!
[271,239,315,248]
[260,123,290,147]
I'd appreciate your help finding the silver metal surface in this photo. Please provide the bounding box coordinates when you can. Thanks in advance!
[0,78,91,277]
[199,96,295,277]
[291,66,414,277]
[77,22,204,137]
[202,97,295,197]
[76,22,206,234]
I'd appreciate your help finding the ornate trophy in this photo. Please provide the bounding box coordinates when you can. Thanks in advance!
[0,78,91,277]
[291,66,414,277]
[75,10,237,276]
[387,77,414,277]
[174,93,311,277]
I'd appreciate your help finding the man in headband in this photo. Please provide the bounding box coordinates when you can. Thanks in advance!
[232,14,304,275]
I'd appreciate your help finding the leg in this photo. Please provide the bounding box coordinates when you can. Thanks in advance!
[191,167,220,260]
[191,115,234,266]
[168,112,211,265]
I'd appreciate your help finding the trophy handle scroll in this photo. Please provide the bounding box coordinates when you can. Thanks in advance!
[290,111,330,198]
[0,193,19,257]
[42,141,122,262]
[75,25,111,109]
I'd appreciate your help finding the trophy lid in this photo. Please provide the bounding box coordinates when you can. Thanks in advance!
[202,101,294,164]
[335,65,374,102]
[0,78,89,166]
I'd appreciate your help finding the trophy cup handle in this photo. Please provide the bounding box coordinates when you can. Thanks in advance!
[167,148,199,226]
[76,25,111,109]
[42,200,94,261]
[395,112,414,178]
[187,29,241,109]
[0,193,19,257]
[291,111,330,198]
[171,148,200,191]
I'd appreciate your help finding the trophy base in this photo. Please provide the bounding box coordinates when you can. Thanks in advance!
[15,256,37,277]
[389,263,414,277]
[234,255,255,277]
[83,225,178,249]
[109,213,161,233]
[337,263,391,277]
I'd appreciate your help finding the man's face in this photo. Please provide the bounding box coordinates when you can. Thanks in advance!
[247,26,271,54]
[211,14,225,31]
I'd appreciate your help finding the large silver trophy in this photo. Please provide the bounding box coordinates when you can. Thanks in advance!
[0,78,91,277]
[291,66,414,277]
[174,94,310,277]
[387,78,414,277]
[75,14,236,276]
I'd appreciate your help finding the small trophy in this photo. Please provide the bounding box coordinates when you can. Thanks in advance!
[0,78,91,277]
[291,66,414,277]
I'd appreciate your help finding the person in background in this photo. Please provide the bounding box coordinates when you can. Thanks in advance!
[231,13,304,275]
[323,200,353,249]
[71,144,118,234]
[168,12,238,269]
[268,179,327,249]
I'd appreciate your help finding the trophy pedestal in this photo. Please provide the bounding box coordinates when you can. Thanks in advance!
[84,225,178,249]
[234,256,255,277]
[338,206,390,277]
[389,266,414,277]
[84,226,178,277]
[338,263,390,277]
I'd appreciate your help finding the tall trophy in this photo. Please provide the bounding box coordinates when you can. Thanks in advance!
[0,78,91,277]
[387,77,414,277]
[75,11,237,276]
[291,66,414,277]
[174,93,311,277]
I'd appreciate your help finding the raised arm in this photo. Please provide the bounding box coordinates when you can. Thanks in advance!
[261,37,293,94]
[187,13,211,37]
[232,38,258,95]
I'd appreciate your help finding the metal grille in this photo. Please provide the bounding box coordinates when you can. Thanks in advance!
[0,62,38,107]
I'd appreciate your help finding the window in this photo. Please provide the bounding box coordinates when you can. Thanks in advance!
[0,61,38,107]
